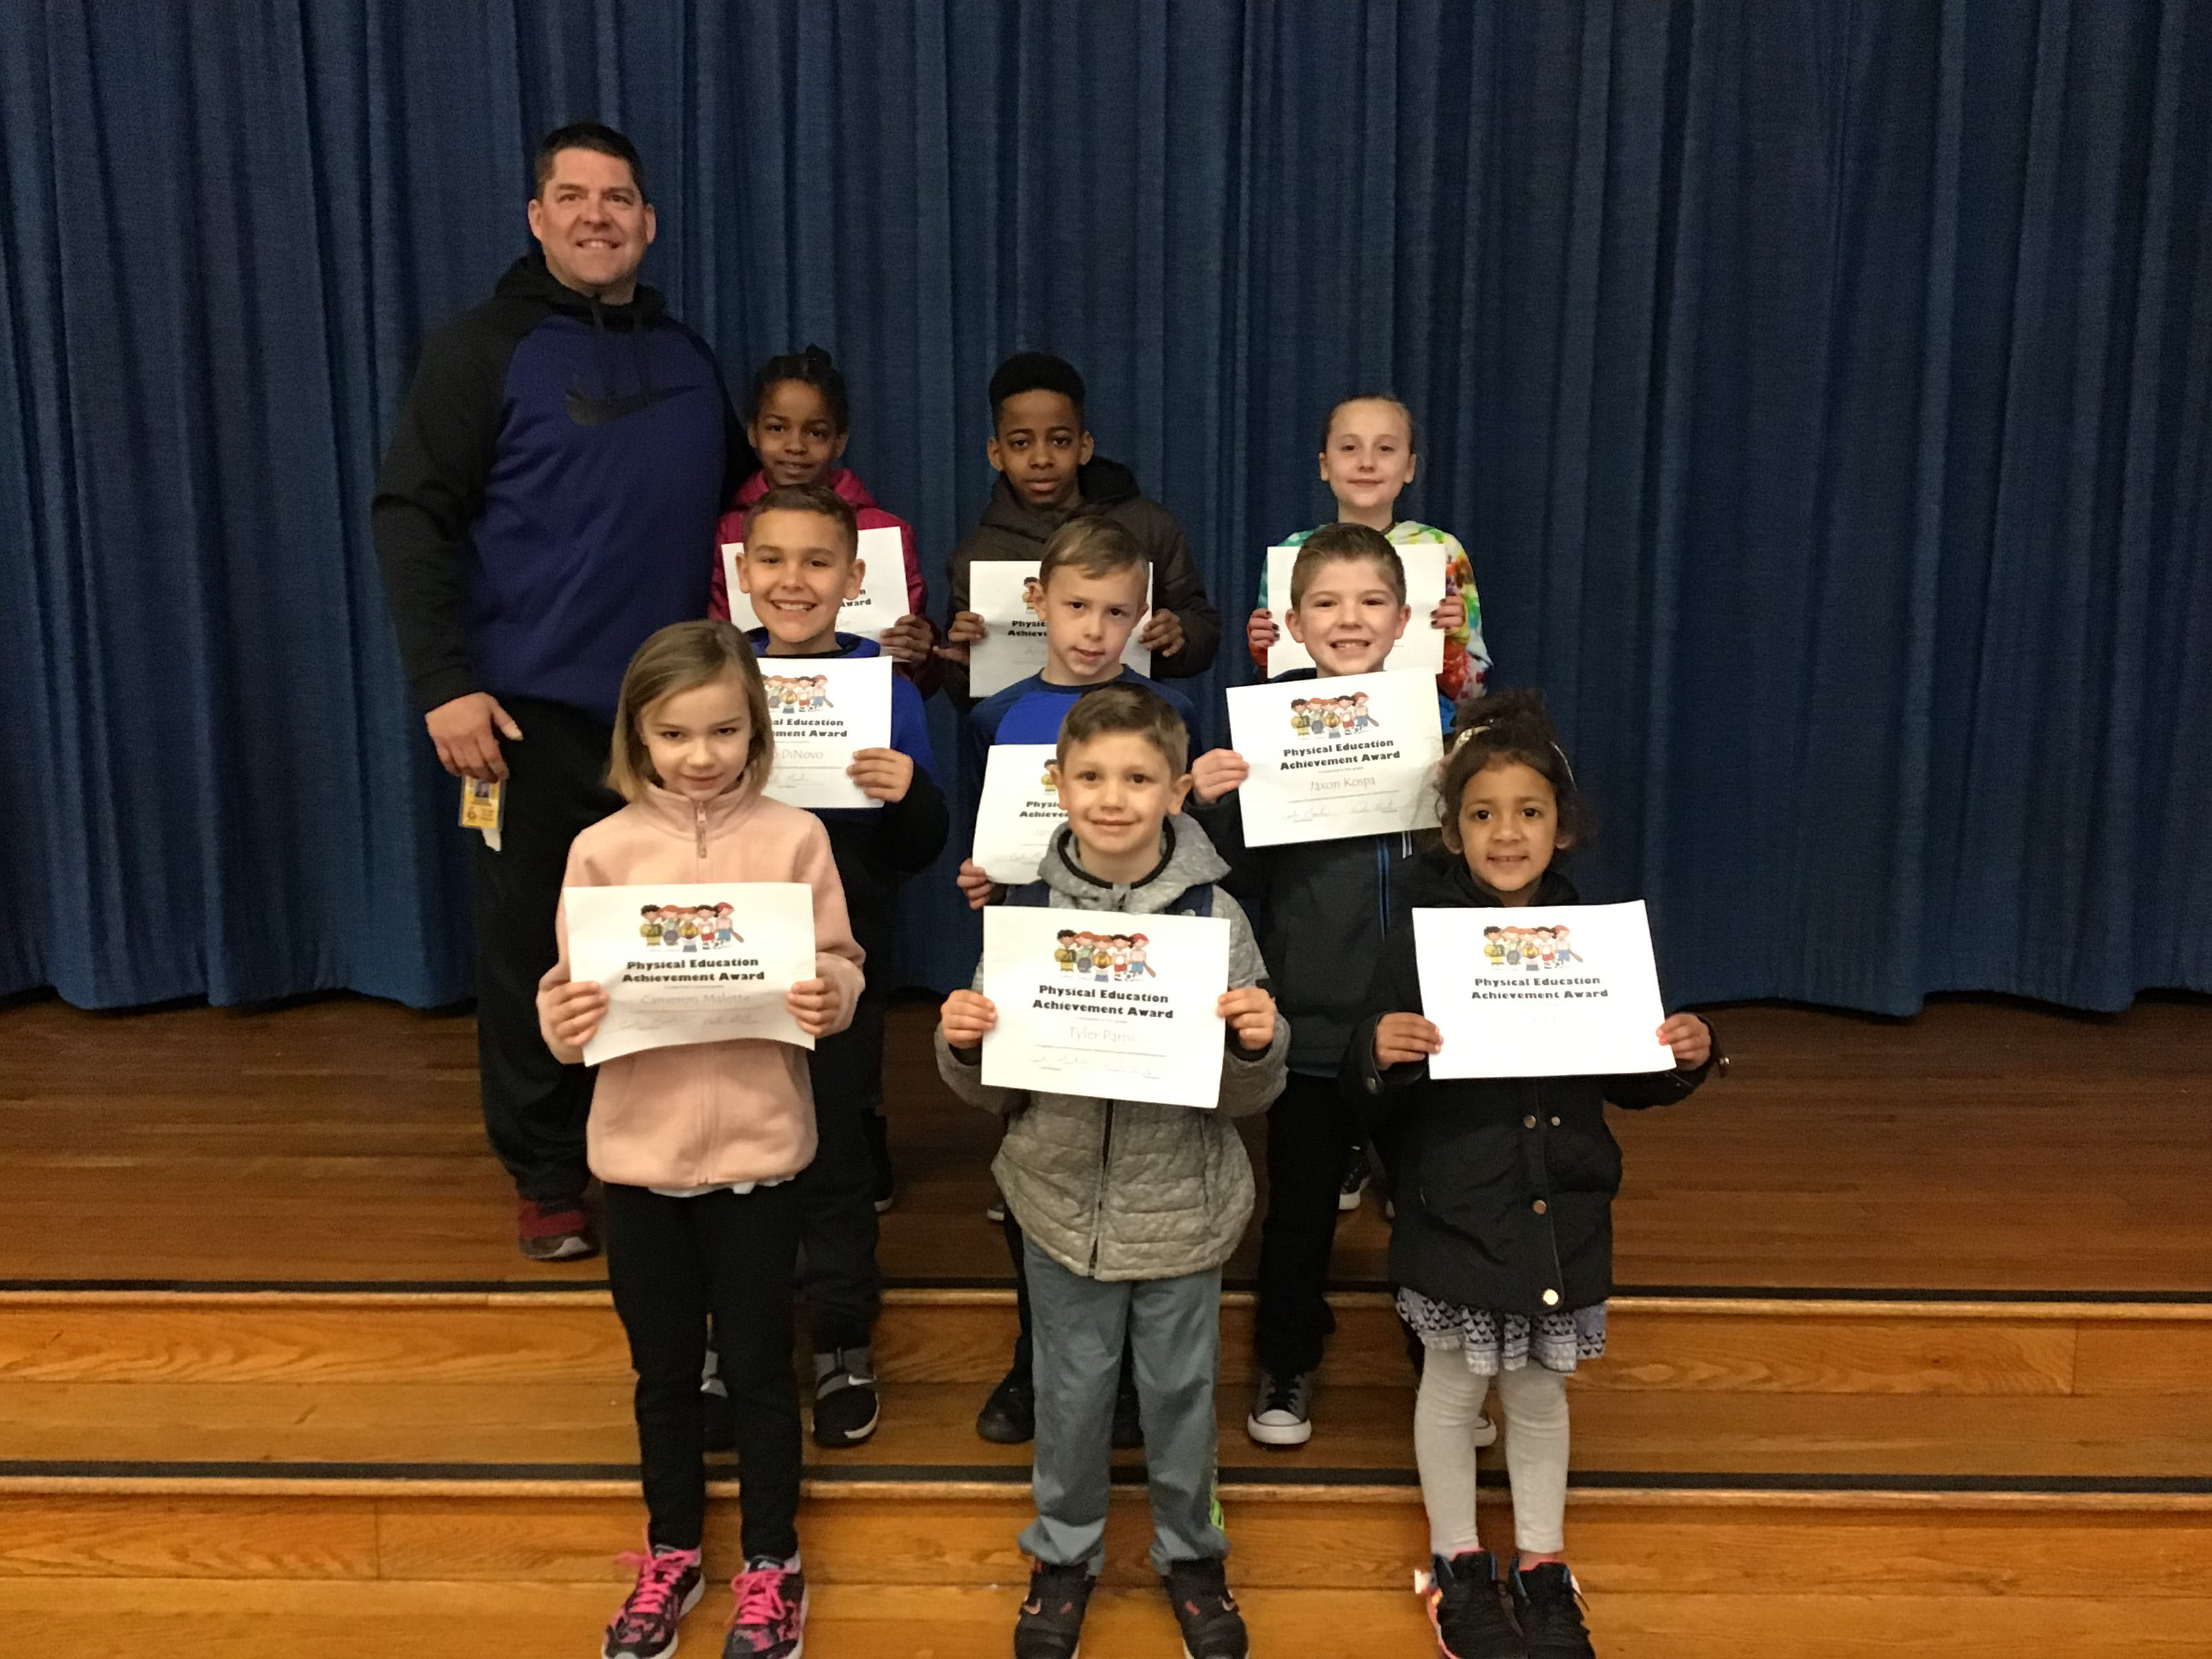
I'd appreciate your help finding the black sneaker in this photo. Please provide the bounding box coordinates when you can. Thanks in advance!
[1015,1559,1094,1659]
[862,1110,895,1213]
[1511,1561,1595,1658]
[976,1360,1035,1443]
[1111,1372,1143,1450]
[1162,1556,1247,1659]
[1338,1145,1371,1212]
[811,1346,880,1447]
[1244,1368,1314,1446]
[1422,1551,1519,1659]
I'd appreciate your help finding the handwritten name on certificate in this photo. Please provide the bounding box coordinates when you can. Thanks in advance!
[1412,901,1674,1079]
[1264,543,1450,677]
[972,743,1067,884]
[967,560,1151,697]
[980,906,1231,1110]
[1225,669,1443,847]
[760,657,893,811]
[566,882,818,1065]
[720,525,905,639]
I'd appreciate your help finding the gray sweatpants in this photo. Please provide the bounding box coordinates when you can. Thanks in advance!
[1021,1237,1229,1574]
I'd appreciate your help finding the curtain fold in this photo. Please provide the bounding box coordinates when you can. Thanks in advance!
[3,0,2205,1015]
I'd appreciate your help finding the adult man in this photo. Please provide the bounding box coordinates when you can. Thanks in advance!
[373,123,742,1259]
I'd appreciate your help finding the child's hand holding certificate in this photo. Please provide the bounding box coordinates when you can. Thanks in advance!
[1225,668,1443,846]
[975,906,1233,1109]
[563,882,819,1065]
[760,657,893,811]
[1412,900,1674,1078]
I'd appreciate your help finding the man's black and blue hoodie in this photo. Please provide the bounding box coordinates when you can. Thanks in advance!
[373,249,747,723]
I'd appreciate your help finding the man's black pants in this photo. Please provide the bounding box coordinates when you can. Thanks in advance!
[472,696,621,1200]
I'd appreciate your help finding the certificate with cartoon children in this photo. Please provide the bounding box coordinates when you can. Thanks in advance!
[971,743,1067,884]
[720,524,905,639]
[760,656,893,811]
[966,560,1152,698]
[564,882,819,1065]
[1225,668,1445,846]
[979,906,1232,1110]
[1411,901,1675,1078]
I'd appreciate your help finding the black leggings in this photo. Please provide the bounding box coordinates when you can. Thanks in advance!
[605,1181,802,1558]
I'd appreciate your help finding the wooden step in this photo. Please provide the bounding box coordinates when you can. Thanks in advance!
[3,1378,2207,1487]
[6,1289,2203,1394]
[9,1561,2212,1659]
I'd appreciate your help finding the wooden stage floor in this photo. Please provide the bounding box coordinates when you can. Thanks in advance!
[0,989,2205,1296]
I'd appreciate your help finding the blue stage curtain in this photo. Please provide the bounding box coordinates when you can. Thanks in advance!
[3,1,2207,1015]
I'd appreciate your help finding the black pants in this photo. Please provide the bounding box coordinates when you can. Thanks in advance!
[796,983,888,1351]
[473,696,622,1200]
[605,1181,802,1558]
[1252,1069,1355,1378]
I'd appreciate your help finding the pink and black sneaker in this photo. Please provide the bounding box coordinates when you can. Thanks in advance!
[518,1193,599,1261]
[722,1556,807,1658]
[603,1544,703,1659]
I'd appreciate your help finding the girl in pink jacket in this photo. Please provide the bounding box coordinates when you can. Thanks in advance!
[538,619,863,1659]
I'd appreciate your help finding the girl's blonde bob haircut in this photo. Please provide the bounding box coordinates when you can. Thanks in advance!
[607,620,775,802]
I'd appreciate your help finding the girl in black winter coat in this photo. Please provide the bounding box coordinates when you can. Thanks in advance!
[1345,691,1718,1659]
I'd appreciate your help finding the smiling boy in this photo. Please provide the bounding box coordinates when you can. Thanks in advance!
[941,353,1221,707]
[1187,522,1476,1452]
[937,683,1284,1659]
[735,481,949,1447]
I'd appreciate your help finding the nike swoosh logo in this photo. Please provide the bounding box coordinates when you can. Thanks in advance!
[565,384,687,427]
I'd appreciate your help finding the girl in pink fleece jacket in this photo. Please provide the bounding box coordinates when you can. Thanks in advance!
[537,619,863,1659]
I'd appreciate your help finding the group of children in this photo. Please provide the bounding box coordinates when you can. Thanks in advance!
[533,349,1718,1659]
[1052,928,1156,979]
[1483,924,1582,971]
[638,903,741,952]
[1288,691,1381,739]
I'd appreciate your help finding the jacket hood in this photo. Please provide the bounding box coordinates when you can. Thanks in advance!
[1036,811,1228,913]
[979,454,1143,543]
[743,628,882,661]
[495,249,668,327]
[733,465,882,513]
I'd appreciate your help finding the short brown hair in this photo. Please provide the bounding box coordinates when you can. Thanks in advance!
[743,481,859,557]
[1055,682,1190,777]
[1288,522,1406,607]
[533,122,647,201]
[1038,516,1145,592]
[607,621,774,802]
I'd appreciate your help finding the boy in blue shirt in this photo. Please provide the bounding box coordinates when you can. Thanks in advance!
[724,481,949,1447]
[954,518,1196,1446]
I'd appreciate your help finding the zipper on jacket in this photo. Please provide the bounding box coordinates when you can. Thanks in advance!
[694,801,709,865]
[1088,1103,1115,1273]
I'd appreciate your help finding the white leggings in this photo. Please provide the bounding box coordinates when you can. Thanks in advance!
[1414,1357,1570,1557]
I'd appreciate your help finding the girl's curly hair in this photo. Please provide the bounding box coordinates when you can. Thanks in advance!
[1434,688,1595,855]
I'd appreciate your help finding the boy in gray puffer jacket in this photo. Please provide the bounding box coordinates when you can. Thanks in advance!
[937,682,1286,1659]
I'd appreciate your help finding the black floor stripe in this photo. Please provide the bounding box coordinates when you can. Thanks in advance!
[2,1277,2207,1303]
[1,1459,2200,1496]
